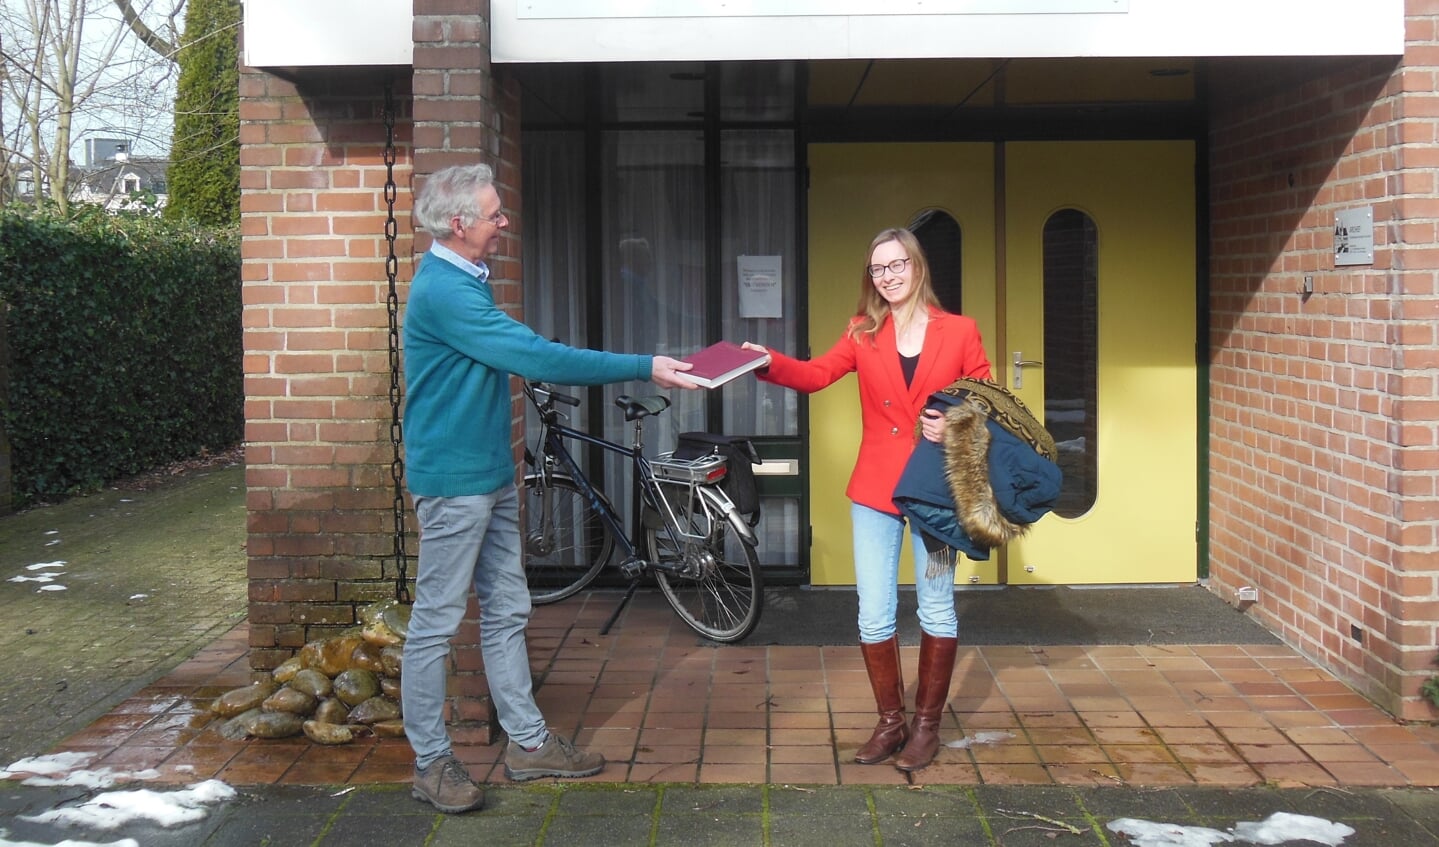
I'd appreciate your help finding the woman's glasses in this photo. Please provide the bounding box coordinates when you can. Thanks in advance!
[866,257,911,278]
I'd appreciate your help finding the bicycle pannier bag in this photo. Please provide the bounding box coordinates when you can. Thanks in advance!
[673,432,762,525]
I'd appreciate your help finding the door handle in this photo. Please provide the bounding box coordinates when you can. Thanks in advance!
[1012,351,1043,389]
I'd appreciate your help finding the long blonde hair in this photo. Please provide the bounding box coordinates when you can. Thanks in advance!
[848,228,941,344]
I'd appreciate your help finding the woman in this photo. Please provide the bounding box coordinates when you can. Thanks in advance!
[744,227,991,772]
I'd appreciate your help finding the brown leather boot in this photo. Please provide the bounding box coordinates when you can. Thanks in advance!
[893,633,958,772]
[854,636,908,764]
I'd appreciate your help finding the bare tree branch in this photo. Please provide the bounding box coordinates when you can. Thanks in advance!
[112,0,176,61]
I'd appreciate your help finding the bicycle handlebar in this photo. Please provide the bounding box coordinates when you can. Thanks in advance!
[526,380,580,407]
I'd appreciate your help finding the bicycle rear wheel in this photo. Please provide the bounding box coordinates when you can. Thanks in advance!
[521,474,613,604]
[649,489,763,643]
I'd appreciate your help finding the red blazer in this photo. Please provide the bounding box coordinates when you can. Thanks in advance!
[758,308,992,515]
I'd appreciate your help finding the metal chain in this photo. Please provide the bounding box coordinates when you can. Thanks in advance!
[383,76,411,605]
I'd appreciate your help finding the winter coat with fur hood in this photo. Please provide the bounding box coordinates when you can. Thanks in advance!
[756,308,991,515]
[892,379,1063,570]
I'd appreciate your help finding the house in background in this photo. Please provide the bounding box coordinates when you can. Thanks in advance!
[235,0,1438,726]
[70,138,169,213]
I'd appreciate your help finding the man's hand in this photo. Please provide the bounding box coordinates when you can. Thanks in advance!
[651,355,699,389]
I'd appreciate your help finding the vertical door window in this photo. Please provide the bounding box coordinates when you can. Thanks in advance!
[1042,209,1098,517]
[909,209,963,315]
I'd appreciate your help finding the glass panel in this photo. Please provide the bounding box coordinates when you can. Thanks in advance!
[909,208,963,315]
[599,130,707,511]
[517,64,587,124]
[1042,209,1098,518]
[720,130,797,437]
[720,129,799,567]
[599,62,705,123]
[753,498,800,567]
[521,131,591,443]
[720,62,796,121]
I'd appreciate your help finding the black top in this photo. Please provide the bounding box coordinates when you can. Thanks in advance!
[900,352,919,387]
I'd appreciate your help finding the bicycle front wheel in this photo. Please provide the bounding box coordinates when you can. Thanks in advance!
[649,490,763,643]
[521,474,613,604]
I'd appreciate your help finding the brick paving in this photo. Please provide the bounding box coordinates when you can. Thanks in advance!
[36,590,1439,790]
[0,460,246,766]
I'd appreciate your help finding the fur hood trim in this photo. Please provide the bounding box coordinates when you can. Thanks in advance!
[942,400,1027,550]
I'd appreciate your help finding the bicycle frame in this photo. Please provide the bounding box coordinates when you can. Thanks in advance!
[529,404,651,573]
[525,385,758,574]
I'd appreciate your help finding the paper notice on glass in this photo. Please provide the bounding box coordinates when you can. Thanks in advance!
[737,255,783,319]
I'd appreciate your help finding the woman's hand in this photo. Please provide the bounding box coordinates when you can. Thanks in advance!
[739,341,772,374]
[920,408,946,443]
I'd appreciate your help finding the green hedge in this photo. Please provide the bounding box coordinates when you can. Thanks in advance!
[0,206,242,506]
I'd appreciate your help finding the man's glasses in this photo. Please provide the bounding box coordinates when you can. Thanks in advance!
[457,211,508,230]
[867,257,911,278]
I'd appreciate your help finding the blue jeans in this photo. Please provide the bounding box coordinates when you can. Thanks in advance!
[402,486,547,769]
[851,502,958,644]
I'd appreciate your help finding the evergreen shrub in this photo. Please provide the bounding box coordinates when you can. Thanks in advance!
[0,205,242,506]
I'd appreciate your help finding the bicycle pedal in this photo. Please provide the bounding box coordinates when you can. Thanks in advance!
[618,557,646,579]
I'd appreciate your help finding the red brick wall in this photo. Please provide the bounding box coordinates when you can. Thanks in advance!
[408,0,524,734]
[1207,20,1439,719]
[238,68,415,670]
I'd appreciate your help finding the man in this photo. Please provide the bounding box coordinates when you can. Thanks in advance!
[400,163,696,813]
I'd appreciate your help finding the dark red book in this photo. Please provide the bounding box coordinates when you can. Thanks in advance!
[681,341,771,389]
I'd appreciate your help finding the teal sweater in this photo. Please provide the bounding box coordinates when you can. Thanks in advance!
[403,252,652,497]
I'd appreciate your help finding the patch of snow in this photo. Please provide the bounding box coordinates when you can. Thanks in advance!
[22,768,160,790]
[946,731,1016,748]
[19,780,235,831]
[2,753,95,779]
[1108,819,1234,846]
[1108,812,1355,847]
[8,575,55,584]
[27,562,67,570]
[0,834,138,847]
[38,585,68,592]
[1232,813,1354,846]
[128,595,148,601]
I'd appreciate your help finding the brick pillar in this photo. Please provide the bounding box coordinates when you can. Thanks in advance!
[411,0,522,740]
[238,67,415,670]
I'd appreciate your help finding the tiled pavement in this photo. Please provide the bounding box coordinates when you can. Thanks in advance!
[43,589,1439,791]
[10,467,1439,845]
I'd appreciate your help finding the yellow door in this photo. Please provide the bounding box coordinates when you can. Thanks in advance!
[806,140,1196,586]
[807,143,997,587]
[1005,141,1197,584]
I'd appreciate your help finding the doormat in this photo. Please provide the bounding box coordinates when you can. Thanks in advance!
[739,583,1280,647]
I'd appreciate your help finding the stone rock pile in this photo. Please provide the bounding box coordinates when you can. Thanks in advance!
[209,599,409,745]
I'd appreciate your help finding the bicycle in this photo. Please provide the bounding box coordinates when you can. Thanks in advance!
[519,380,765,643]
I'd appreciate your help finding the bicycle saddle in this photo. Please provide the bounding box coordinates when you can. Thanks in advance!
[614,394,671,421]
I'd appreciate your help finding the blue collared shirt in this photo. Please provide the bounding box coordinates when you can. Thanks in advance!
[428,242,488,281]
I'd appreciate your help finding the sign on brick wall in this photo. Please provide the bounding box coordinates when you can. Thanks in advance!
[1334,206,1373,267]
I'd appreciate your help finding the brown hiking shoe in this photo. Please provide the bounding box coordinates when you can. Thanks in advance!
[503,733,604,782]
[411,754,485,813]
